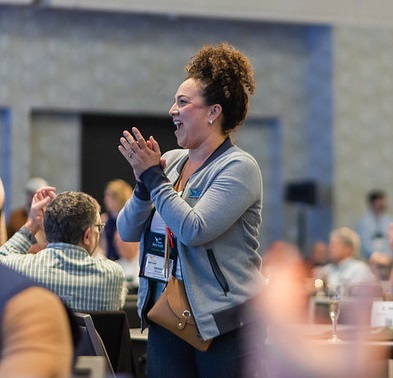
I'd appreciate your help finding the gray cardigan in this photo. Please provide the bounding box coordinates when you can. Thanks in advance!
[117,138,264,340]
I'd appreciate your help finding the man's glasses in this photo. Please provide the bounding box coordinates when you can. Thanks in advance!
[95,223,106,233]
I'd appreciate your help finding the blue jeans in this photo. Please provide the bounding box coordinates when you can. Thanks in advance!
[146,322,265,378]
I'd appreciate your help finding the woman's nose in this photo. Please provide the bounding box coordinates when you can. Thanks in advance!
[169,105,179,116]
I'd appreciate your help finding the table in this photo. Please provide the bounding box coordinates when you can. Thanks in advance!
[266,323,393,378]
[308,295,375,324]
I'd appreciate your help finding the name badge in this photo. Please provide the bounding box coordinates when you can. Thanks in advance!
[141,253,174,282]
[140,231,177,283]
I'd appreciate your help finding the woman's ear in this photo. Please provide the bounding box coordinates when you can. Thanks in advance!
[208,104,222,125]
[210,104,222,119]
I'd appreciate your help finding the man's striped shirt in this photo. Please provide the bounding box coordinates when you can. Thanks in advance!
[0,231,127,311]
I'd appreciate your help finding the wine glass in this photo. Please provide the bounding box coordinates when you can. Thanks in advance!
[327,285,342,343]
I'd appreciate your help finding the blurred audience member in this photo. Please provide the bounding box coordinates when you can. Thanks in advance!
[309,241,329,266]
[305,240,329,278]
[0,177,6,245]
[356,189,393,260]
[0,263,74,378]
[114,230,140,294]
[0,187,127,312]
[100,179,133,260]
[7,177,48,252]
[369,251,392,281]
[316,227,377,287]
[386,223,393,283]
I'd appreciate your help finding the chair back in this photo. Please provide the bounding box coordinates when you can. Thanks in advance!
[73,356,106,378]
[74,312,116,378]
[85,310,135,377]
[124,294,140,328]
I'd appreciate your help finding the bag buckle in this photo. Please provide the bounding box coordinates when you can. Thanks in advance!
[177,310,191,330]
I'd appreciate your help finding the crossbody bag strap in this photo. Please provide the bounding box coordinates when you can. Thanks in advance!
[164,226,178,281]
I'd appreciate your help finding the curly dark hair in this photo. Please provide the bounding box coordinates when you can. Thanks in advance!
[185,42,255,134]
[44,191,100,245]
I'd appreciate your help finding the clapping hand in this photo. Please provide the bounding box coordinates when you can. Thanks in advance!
[119,127,166,181]
[26,186,57,234]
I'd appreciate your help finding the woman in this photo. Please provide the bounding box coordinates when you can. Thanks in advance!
[117,43,264,377]
[100,179,133,260]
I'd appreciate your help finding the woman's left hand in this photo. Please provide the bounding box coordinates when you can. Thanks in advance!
[118,127,162,180]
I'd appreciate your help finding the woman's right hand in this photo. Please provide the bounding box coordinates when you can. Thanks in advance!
[119,127,164,180]
[147,135,166,171]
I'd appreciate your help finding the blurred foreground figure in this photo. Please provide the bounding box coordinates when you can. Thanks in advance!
[0,264,73,378]
[255,241,389,378]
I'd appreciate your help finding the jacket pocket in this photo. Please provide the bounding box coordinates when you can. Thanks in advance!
[207,249,229,295]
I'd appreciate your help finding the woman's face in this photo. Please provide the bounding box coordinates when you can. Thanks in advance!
[168,78,212,149]
[104,190,117,213]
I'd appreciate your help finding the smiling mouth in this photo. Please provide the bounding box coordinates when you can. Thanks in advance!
[173,120,182,129]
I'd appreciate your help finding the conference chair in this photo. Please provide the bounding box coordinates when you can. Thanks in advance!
[124,294,140,328]
[73,312,115,378]
[85,310,135,377]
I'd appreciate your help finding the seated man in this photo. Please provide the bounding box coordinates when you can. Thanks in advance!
[0,264,73,378]
[0,187,127,311]
[317,227,377,288]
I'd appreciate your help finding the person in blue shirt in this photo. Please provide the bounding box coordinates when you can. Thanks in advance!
[356,189,393,260]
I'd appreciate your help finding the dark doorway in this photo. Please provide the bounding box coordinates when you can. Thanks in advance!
[81,113,178,208]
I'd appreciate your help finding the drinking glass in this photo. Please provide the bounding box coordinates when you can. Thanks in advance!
[327,285,342,343]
